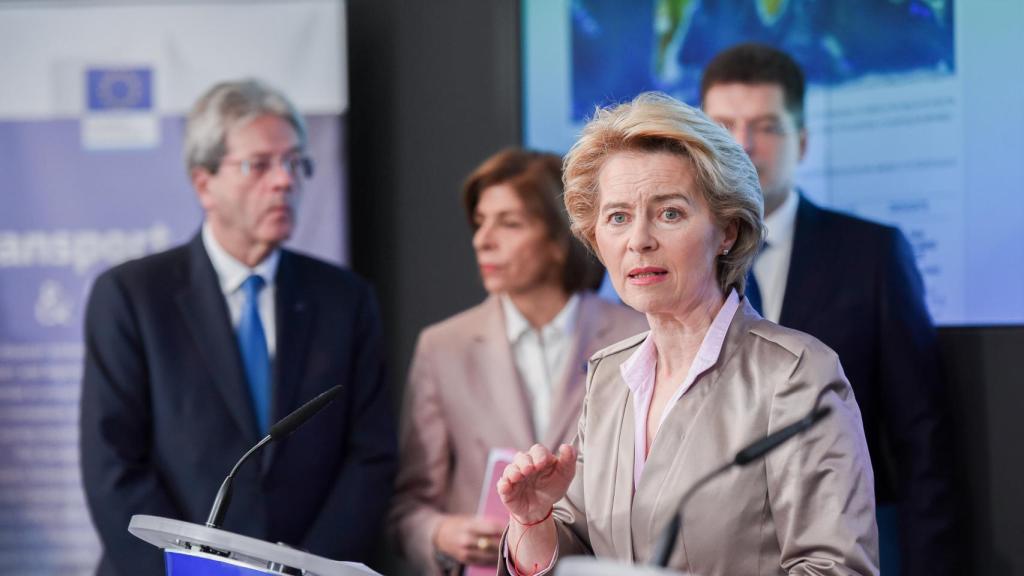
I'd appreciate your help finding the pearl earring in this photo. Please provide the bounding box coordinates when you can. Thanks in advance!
[722,248,730,256]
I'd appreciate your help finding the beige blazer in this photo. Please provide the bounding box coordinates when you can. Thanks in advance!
[501,299,879,575]
[389,293,649,572]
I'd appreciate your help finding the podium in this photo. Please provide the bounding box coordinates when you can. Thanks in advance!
[129,515,382,576]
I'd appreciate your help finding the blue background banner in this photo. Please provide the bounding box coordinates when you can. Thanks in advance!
[0,1,348,572]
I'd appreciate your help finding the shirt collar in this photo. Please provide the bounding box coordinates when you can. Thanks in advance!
[620,288,741,396]
[763,188,799,249]
[620,325,657,396]
[695,288,740,369]
[501,293,580,344]
[202,221,280,295]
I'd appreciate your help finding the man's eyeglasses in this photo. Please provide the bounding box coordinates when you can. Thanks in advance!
[219,153,315,180]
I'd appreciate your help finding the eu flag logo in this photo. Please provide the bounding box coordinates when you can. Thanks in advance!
[86,68,153,111]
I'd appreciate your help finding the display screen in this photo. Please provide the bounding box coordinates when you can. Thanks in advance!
[523,0,1024,326]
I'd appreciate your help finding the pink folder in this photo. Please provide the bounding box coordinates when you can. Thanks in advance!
[465,448,517,576]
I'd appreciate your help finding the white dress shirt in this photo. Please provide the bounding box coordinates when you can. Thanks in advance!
[501,294,580,442]
[202,222,280,357]
[753,188,799,323]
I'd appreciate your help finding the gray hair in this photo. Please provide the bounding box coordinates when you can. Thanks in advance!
[563,91,765,295]
[184,79,307,174]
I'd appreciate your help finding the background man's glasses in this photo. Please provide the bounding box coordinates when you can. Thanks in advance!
[220,153,315,180]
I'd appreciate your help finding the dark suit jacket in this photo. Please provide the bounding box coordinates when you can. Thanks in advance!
[776,195,954,575]
[80,233,397,576]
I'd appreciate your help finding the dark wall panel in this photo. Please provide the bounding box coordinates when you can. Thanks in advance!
[347,3,521,571]
[348,0,521,398]
[939,326,1024,574]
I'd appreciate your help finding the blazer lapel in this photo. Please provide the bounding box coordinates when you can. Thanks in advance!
[471,297,535,449]
[544,294,606,448]
[271,251,313,426]
[629,303,757,565]
[583,343,641,561]
[780,194,830,328]
[175,234,260,442]
[630,372,715,565]
[611,383,637,561]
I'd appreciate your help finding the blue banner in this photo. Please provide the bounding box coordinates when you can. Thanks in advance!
[0,1,348,572]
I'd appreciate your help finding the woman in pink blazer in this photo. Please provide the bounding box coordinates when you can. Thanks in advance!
[388,149,648,575]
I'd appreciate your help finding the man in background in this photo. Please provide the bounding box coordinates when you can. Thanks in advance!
[80,79,396,574]
[700,43,955,576]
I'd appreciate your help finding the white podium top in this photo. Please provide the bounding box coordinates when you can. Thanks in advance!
[555,557,686,576]
[128,515,381,576]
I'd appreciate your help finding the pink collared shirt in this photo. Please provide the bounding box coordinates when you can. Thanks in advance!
[620,289,741,487]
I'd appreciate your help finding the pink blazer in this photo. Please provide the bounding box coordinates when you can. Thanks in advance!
[388,293,648,572]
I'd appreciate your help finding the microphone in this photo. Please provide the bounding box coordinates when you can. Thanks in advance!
[735,405,831,465]
[205,385,343,529]
[648,387,836,567]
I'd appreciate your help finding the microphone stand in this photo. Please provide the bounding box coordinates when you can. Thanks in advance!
[205,436,272,530]
[645,462,731,567]
[647,404,831,566]
[205,384,343,530]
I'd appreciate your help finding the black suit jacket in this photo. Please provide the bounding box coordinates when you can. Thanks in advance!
[776,195,954,575]
[80,233,397,575]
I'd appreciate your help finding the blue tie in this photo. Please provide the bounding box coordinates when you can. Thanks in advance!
[237,275,270,435]
[746,240,768,315]
[746,270,763,315]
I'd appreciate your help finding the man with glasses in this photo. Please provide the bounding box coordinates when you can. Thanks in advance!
[700,44,955,576]
[80,79,396,575]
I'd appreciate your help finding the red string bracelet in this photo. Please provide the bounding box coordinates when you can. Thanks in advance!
[510,507,554,576]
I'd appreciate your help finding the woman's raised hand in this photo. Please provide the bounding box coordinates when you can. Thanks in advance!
[497,443,576,525]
